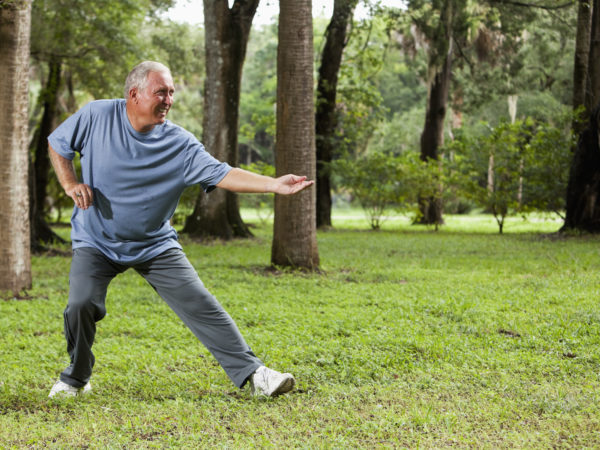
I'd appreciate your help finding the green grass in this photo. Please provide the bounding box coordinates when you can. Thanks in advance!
[1,212,599,447]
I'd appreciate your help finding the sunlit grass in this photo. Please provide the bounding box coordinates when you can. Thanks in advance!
[0,211,598,447]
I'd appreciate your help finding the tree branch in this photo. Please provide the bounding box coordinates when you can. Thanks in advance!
[489,0,575,10]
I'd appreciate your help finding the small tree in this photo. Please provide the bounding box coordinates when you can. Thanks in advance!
[523,114,574,218]
[457,121,528,234]
[335,152,403,230]
[334,151,445,230]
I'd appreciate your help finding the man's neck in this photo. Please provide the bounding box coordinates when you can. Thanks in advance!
[125,101,155,133]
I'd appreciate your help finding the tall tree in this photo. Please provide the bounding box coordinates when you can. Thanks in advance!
[410,0,462,225]
[183,0,259,240]
[315,0,358,228]
[271,0,319,269]
[586,0,600,110]
[0,0,32,293]
[29,59,64,249]
[563,0,600,232]
[572,0,592,118]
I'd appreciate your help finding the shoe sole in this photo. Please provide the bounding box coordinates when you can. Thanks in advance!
[271,375,295,396]
[48,383,92,398]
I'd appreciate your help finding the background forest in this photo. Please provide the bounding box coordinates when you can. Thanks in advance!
[3,1,600,446]
[28,0,578,235]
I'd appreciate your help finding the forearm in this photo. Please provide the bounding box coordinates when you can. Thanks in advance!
[48,145,79,191]
[49,145,94,209]
[216,168,275,193]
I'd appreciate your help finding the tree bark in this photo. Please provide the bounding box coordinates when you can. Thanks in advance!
[183,0,259,240]
[271,0,319,269]
[315,0,357,229]
[563,0,600,232]
[417,0,454,226]
[0,0,32,293]
[562,106,600,232]
[30,59,66,249]
[586,0,600,111]
[573,0,592,118]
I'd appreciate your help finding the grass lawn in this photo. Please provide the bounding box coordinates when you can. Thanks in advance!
[1,211,599,447]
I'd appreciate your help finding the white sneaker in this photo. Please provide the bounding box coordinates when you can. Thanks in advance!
[250,366,295,397]
[48,380,92,398]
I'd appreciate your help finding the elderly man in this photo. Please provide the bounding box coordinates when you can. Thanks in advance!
[48,61,311,398]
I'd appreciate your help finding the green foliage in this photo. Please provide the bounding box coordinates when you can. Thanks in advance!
[334,152,403,229]
[146,20,205,138]
[521,113,574,218]
[368,109,425,155]
[334,16,388,158]
[451,1,576,115]
[2,218,600,446]
[450,115,573,233]
[455,120,530,233]
[334,151,449,229]
[30,0,168,99]
[239,24,279,163]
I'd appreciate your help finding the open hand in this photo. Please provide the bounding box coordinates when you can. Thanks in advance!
[270,174,315,195]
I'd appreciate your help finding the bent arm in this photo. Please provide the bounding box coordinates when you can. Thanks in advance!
[49,145,93,209]
[216,167,314,195]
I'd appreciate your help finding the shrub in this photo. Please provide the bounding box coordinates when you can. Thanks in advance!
[334,152,403,230]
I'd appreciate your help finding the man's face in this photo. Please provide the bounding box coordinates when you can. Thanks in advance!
[130,71,175,132]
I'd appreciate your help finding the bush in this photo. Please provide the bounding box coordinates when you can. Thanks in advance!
[334,151,445,229]
[334,153,402,230]
[449,114,574,233]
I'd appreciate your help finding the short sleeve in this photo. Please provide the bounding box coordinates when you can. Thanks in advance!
[183,139,232,192]
[48,103,92,160]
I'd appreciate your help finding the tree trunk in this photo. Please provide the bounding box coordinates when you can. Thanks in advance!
[315,0,357,229]
[0,0,32,293]
[417,0,454,226]
[562,106,600,232]
[573,0,592,120]
[563,1,600,233]
[30,59,66,249]
[271,0,319,269]
[586,0,600,111]
[183,0,258,240]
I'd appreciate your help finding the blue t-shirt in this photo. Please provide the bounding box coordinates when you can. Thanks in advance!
[48,99,232,263]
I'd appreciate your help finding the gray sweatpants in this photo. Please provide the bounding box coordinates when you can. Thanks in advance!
[59,247,263,389]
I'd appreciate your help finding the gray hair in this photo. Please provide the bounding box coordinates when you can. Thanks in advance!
[124,61,171,99]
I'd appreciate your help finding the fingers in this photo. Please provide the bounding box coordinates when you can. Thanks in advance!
[293,180,314,193]
[289,175,307,184]
[69,184,93,210]
[277,175,314,195]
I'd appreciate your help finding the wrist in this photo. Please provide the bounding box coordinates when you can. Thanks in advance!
[264,178,276,194]
[63,181,78,192]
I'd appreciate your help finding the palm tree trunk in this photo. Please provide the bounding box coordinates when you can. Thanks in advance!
[0,0,33,293]
[272,0,319,269]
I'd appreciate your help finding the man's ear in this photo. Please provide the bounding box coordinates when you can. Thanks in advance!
[129,87,138,103]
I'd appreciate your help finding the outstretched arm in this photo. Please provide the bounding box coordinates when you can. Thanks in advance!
[48,145,94,210]
[216,168,314,195]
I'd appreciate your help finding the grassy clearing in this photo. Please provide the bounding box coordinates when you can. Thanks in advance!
[1,212,599,447]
